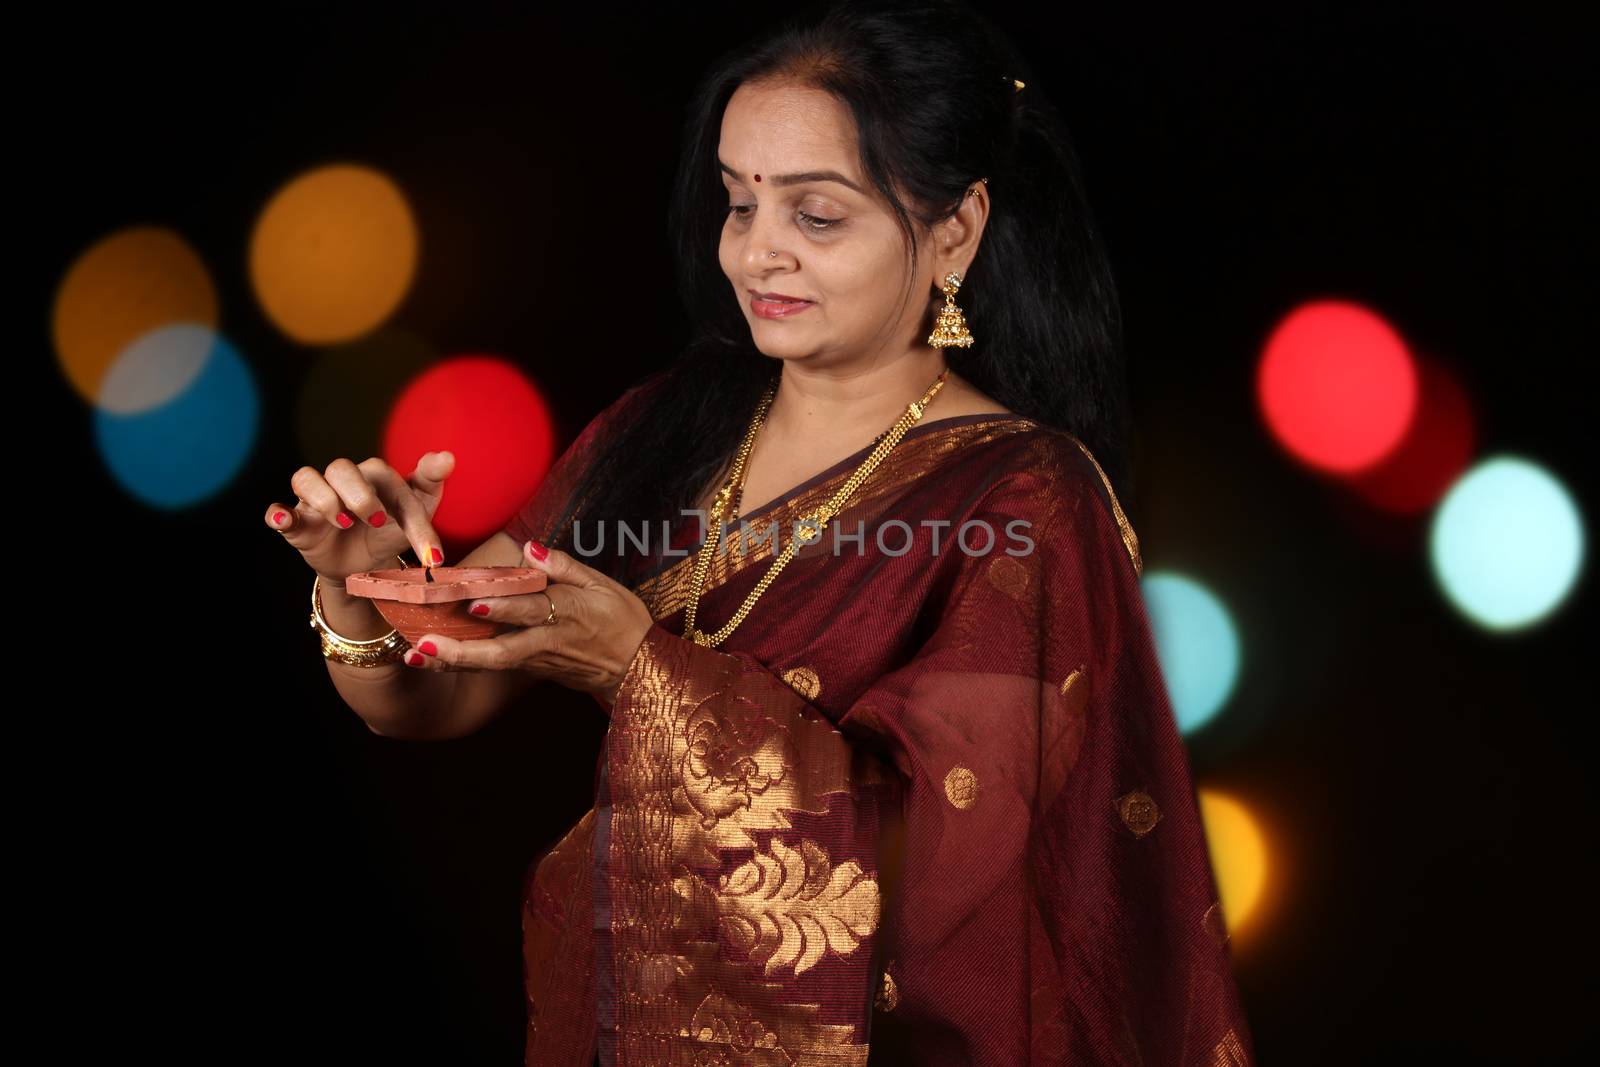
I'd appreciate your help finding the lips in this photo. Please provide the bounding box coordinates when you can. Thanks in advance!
[751,290,811,303]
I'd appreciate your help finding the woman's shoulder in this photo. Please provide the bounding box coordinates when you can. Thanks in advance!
[957,423,1142,577]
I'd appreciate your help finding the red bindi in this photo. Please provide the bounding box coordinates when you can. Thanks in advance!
[754,174,761,182]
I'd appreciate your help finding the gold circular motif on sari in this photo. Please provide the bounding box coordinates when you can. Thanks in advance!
[1116,789,1160,836]
[985,554,1031,600]
[782,665,821,701]
[944,765,979,809]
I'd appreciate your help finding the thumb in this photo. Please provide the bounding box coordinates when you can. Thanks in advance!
[524,539,601,588]
[409,450,456,492]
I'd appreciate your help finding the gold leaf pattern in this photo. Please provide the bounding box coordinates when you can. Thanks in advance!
[715,838,879,977]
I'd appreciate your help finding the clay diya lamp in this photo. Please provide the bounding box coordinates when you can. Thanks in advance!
[343,565,549,644]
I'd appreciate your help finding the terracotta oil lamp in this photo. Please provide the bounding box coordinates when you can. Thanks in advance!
[343,564,548,645]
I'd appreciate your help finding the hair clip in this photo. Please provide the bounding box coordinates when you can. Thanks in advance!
[1004,76,1025,92]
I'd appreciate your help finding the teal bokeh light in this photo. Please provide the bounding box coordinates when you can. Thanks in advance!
[1140,571,1242,735]
[94,326,259,509]
[1429,455,1585,631]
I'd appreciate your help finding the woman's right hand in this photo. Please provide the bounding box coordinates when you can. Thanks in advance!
[265,451,456,583]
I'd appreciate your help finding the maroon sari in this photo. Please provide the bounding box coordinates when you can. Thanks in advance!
[503,385,1256,1066]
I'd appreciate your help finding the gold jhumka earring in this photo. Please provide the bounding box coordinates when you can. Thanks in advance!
[927,267,976,349]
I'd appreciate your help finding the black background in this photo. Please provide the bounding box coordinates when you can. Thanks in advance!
[28,2,1593,1063]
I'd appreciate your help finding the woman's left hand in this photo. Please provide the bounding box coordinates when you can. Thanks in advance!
[403,539,656,706]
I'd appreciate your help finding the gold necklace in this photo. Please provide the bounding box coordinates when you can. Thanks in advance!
[682,367,951,648]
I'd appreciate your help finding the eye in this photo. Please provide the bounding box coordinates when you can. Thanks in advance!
[725,205,841,232]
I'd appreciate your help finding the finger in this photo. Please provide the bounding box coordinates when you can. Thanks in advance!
[404,450,456,513]
[265,502,297,533]
[289,466,357,530]
[405,627,548,673]
[523,540,606,590]
[364,459,445,567]
[465,586,563,627]
[322,458,390,529]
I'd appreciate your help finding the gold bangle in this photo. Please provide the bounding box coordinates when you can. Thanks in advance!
[310,556,410,667]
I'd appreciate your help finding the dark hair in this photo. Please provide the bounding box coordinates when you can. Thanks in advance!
[554,0,1132,583]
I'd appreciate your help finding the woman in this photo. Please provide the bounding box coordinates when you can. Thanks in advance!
[270,2,1257,1063]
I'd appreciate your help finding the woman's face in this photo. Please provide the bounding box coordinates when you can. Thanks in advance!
[717,81,969,367]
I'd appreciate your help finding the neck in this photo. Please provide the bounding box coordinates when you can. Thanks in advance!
[764,349,951,444]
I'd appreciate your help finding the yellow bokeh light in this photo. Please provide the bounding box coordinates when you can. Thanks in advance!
[249,163,419,345]
[52,226,219,406]
[1197,788,1270,938]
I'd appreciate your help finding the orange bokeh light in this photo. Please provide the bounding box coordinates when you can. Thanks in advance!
[52,226,218,406]
[249,163,419,345]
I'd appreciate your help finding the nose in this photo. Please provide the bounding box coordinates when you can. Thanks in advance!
[738,210,790,271]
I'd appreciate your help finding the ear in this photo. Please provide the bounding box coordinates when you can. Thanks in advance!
[932,183,989,292]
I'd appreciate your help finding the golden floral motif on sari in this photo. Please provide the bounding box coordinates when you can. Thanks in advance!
[708,837,880,977]
[1117,789,1161,836]
[782,664,822,701]
[681,694,800,832]
[943,765,979,809]
[607,629,882,1063]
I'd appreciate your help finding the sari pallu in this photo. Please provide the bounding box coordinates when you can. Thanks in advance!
[506,389,1257,1066]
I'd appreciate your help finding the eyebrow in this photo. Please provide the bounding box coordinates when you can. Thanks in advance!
[718,158,865,194]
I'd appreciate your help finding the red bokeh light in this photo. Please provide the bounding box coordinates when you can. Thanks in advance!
[382,355,557,547]
[1257,299,1418,474]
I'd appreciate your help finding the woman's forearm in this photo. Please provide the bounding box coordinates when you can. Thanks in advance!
[317,576,463,740]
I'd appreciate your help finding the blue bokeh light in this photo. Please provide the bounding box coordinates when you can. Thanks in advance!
[1140,571,1242,735]
[94,326,259,509]
[1429,454,1585,631]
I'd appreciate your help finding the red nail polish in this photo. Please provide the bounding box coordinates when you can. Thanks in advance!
[430,546,444,564]
[418,640,437,656]
[369,510,387,527]
[336,511,354,528]
[406,651,424,666]
[528,539,548,562]
[272,511,286,524]
[470,604,489,616]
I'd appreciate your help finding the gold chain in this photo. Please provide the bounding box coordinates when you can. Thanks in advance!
[682,367,950,648]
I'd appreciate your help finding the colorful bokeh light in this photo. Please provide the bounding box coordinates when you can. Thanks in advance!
[381,356,557,545]
[1197,788,1269,939]
[1141,571,1241,735]
[1257,299,1418,474]
[94,326,259,509]
[1429,455,1585,631]
[249,163,419,345]
[52,226,219,408]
